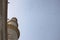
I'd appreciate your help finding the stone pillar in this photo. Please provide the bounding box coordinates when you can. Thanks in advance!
[7,17,20,40]
[0,0,8,40]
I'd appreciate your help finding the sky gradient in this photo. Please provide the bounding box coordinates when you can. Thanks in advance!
[8,0,60,40]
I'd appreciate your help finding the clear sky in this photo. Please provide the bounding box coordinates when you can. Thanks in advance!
[8,0,60,40]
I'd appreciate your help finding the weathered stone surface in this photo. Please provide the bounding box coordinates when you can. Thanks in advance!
[7,18,20,40]
[0,0,8,40]
[8,29,18,40]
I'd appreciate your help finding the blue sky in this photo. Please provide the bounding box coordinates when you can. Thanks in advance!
[8,0,60,40]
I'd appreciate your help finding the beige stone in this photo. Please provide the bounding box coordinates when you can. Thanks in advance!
[7,17,20,40]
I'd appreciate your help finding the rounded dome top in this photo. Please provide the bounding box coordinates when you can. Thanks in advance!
[11,17,17,22]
